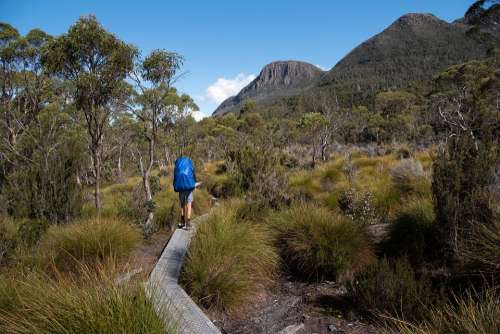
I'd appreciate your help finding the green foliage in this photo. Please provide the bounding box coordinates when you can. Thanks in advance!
[239,99,257,115]
[348,257,435,322]
[0,270,173,334]
[226,144,289,208]
[149,175,162,195]
[271,203,375,281]
[0,218,17,266]
[431,55,499,264]
[382,197,436,266]
[337,189,379,225]
[15,218,49,248]
[141,49,183,85]
[2,106,85,223]
[38,218,141,273]
[181,201,278,312]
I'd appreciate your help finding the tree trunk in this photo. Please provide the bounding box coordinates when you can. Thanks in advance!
[93,149,102,213]
[117,146,123,181]
[142,137,155,233]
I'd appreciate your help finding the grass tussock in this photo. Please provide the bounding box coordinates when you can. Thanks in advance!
[181,200,278,312]
[382,197,436,265]
[348,257,436,322]
[38,218,141,273]
[0,268,174,334]
[271,203,375,281]
[383,289,499,334]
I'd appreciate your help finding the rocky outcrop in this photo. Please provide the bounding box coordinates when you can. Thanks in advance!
[212,61,323,117]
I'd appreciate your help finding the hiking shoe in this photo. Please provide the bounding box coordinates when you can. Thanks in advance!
[184,220,191,230]
[178,216,185,229]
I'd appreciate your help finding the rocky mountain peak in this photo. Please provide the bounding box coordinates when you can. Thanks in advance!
[395,13,441,26]
[247,61,323,91]
[212,60,323,116]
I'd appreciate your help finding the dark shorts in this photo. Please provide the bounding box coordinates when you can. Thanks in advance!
[179,190,194,205]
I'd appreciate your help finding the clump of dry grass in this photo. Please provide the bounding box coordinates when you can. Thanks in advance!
[271,203,375,282]
[383,289,499,334]
[38,218,141,273]
[181,200,278,312]
[0,266,174,334]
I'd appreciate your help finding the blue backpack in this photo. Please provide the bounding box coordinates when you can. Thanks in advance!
[173,157,196,192]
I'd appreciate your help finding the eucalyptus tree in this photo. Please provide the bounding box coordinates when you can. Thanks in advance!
[129,49,195,232]
[0,23,54,190]
[42,16,136,212]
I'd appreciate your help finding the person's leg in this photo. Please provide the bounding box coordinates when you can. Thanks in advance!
[185,191,194,229]
[178,192,186,228]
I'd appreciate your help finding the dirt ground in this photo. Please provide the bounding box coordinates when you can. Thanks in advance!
[210,278,378,334]
[128,227,173,280]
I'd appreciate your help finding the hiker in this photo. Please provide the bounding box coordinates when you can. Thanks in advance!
[173,156,200,229]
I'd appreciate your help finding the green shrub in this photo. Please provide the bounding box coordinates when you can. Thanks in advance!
[117,185,149,223]
[0,219,17,266]
[181,201,278,312]
[384,289,499,334]
[382,197,436,266]
[149,175,162,195]
[271,204,375,281]
[38,218,141,273]
[338,189,379,225]
[226,144,289,208]
[348,257,435,321]
[0,269,174,334]
[15,218,49,248]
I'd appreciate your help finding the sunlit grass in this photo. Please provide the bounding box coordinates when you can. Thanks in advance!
[270,203,375,281]
[0,266,175,334]
[181,200,278,312]
[36,218,141,273]
[383,289,499,334]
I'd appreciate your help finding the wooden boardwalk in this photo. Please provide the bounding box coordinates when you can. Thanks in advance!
[145,214,221,334]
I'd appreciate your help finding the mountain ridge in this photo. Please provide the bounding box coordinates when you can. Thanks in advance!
[212,3,500,117]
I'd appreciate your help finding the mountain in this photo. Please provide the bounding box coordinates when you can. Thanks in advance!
[318,11,499,96]
[212,61,324,116]
[212,2,500,117]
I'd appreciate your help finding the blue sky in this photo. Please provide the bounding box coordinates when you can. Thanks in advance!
[1,0,474,119]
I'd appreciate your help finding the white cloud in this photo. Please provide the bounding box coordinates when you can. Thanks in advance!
[206,73,256,104]
[315,64,329,71]
[192,109,207,121]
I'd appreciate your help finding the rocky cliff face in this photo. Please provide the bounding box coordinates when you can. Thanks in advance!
[212,61,323,116]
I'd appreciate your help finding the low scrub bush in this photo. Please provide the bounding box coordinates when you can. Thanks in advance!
[391,158,429,196]
[181,201,278,312]
[0,219,17,266]
[0,269,173,334]
[338,189,379,225]
[384,289,499,334]
[15,218,49,248]
[348,257,435,322]
[38,218,141,273]
[271,204,375,281]
[382,197,436,266]
[226,145,290,208]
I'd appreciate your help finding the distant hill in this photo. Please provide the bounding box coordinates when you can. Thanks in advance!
[212,61,324,116]
[212,1,500,117]
[318,10,499,97]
